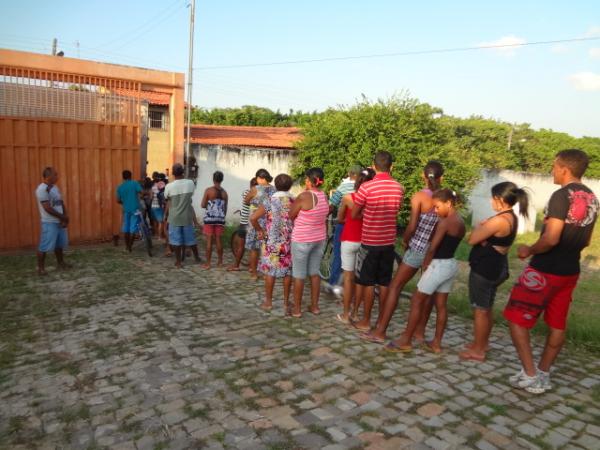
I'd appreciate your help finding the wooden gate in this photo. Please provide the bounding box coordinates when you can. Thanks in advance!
[0,63,141,250]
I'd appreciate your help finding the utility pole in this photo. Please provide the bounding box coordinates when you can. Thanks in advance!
[185,0,196,177]
[51,38,57,56]
[507,126,514,152]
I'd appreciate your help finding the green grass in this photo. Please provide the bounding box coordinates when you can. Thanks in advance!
[444,229,600,353]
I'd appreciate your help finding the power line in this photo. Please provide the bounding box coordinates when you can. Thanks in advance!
[95,0,185,49]
[194,36,600,71]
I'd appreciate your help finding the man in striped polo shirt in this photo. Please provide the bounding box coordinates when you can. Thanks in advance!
[351,151,404,331]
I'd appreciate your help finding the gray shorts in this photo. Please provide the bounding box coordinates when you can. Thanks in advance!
[341,241,361,272]
[402,247,428,269]
[417,258,458,295]
[292,240,326,279]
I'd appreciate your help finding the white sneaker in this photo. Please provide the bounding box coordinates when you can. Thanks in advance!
[331,285,343,297]
[509,368,527,387]
[525,374,548,394]
[538,371,552,391]
[509,369,538,389]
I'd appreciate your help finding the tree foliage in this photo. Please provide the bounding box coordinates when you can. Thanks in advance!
[191,100,600,223]
[294,96,481,225]
[190,105,317,127]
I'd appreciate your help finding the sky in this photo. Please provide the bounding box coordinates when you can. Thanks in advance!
[1,0,599,137]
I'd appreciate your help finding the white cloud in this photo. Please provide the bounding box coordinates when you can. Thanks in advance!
[589,48,600,59]
[478,35,527,56]
[569,72,600,91]
[551,44,569,54]
[585,26,600,37]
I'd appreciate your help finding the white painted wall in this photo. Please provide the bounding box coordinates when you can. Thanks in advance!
[469,169,600,233]
[192,144,297,224]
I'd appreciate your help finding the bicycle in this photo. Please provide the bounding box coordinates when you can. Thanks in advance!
[230,210,249,267]
[319,215,337,280]
[134,210,153,257]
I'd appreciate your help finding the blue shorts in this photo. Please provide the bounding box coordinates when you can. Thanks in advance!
[122,211,140,234]
[39,222,68,252]
[152,207,164,222]
[168,225,197,246]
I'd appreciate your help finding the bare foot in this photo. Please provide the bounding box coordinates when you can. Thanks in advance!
[308,307,321,315]
[464,341,491,352]
[351,319,371,331]
[174,262,182,269]
[459,348,486,362]
[201,263,211,270]
[227,265,241,271]
[259,303,272,311]
[413,335,426,345]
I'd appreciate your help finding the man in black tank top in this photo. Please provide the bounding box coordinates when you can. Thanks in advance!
[504,150,598,394]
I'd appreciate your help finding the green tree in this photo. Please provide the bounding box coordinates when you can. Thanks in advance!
[294,95,481,225]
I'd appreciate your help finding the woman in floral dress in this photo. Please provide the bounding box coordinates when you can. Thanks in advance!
[245,168,275,279]
[251,174,294,313]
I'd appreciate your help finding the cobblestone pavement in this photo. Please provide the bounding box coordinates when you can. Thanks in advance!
[1,245,599,450]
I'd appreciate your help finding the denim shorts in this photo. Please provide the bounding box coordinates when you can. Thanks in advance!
[417,258,458,295]
[340,241,361,272]
[292,240,326,279]
[122,211,140,234]
[152,207,164,222]
[38,222,68,252]
[402,247,428,269]
[168,225,197,246]
[469,264,509,310]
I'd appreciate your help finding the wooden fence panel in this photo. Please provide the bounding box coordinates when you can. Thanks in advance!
[0,116,139,250]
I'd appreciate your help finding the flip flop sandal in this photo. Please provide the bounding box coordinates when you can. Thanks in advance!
[458,350,486,362]
[359,331,386,344]
[383,341,412,353]
[424,342,442,354]
[335,313,350,324]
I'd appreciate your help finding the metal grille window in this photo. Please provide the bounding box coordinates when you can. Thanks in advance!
[149,109,168,130]
[0,66,140,124]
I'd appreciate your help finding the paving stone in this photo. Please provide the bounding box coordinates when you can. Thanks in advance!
[417,402,445,418]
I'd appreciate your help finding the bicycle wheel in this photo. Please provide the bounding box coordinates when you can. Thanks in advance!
[230,229,248,266]
[139,222,153,257]
[319,236,334,280]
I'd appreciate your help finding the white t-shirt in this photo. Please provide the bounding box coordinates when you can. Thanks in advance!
[36,183,64,223]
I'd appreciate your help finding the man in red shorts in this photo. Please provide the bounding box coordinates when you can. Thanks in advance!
[505,149,598,394]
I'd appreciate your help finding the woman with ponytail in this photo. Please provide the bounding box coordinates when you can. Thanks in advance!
[459,182,530,362]
[289,168,330,317]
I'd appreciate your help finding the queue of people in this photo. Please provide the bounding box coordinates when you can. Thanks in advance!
[36,148,598,395]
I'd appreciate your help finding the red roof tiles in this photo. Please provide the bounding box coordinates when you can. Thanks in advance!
[188,124,301,149]
[112,87,171,106]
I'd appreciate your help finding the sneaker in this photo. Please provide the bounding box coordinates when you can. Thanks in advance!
[331,285,343,297]
[524,374,548,394]
[509,369,537,389]
[538,371,552,391]
[509,368,527,387]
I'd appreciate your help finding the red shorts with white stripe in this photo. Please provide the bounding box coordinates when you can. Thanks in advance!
[503,266,579,330]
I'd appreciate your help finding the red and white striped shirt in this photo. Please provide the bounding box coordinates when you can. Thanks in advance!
[353,172,404,246]
[292,189,329,243]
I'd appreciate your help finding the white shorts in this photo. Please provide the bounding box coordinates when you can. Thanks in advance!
[417,258,458,295]
[340,241,361,272]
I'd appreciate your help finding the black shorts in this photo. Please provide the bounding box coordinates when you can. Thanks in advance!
[355,244,396,287]
[468,264,509,310]
[236,224,248,239]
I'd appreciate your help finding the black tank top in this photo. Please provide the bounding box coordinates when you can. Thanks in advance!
[486,210,517,247]
[433,234,462,259]
[469,209,518,280]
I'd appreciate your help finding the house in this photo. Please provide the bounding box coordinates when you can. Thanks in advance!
[188,124,301,223]
[0,48,184,249]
